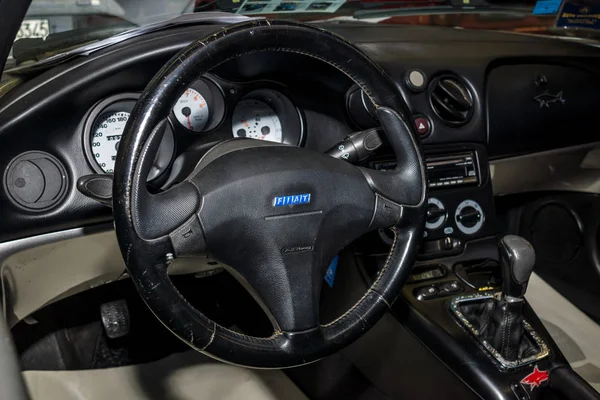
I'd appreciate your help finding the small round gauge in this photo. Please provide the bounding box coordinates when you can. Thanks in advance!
[232,99,283,143]
[170,79,225,133]
[173,88,210,132]
[90,111,129,173]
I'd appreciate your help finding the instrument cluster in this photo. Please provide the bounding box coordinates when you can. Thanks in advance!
[82,76,304,183]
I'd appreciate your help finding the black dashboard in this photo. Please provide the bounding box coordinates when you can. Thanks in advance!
[1,21,600,248]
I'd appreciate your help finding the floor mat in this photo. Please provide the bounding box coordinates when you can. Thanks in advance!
[23,351,308,400]
[527,273,600,392]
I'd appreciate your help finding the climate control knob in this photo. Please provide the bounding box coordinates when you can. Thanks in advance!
[455,200,484,235]
[457,207,480,228]
[425,198,446,230]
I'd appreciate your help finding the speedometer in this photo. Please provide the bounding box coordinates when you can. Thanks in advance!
[232,100,283,143]
[84,94,175,182]
[90,111,129,173]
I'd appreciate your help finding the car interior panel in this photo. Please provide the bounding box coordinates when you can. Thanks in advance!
[0,0,600,399]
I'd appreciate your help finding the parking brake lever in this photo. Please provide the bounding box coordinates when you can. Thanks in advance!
[326,128,383,163]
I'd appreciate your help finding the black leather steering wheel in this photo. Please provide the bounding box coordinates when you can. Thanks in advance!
[113,20,426,368]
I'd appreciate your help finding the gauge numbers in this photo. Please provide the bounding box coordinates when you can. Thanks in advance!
[91,111,129,173]
[232,99,283,143]
[173,88,210,132]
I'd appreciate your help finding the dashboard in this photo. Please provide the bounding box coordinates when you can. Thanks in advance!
[81,77,305,187]
[1,21,600,248]
[2,20,600,325]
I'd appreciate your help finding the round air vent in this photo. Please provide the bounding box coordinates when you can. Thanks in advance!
[429,76,474,126]
[4,151,68,211]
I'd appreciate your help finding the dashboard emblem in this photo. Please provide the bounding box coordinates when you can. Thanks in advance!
[534,90,566,108]
[273,193,311,207]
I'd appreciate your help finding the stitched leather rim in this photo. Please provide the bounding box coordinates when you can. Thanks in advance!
[114,20,426,368]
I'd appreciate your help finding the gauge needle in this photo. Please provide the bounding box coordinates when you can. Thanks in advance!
[187,115,192,130]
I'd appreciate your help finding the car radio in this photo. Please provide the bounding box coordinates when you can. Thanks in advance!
[425,152,479,190]
[373,151,479,191]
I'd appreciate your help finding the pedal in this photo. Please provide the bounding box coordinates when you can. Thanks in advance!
[100,300,130,339]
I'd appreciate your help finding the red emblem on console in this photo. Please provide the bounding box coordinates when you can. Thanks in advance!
[520,366,549,391]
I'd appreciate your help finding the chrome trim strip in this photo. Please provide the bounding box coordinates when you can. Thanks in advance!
[504,295,524,303]
[450,292,550,370]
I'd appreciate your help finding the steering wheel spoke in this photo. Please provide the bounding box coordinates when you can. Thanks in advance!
[366,193,404,231]
[167,212,207,258]
[123,118,206,252]
[359,106,426,209]
[228,249,324,332]
[129,179,208,258]
[131,181,201,239]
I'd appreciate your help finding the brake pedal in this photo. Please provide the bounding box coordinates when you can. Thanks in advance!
[100,300,130,339]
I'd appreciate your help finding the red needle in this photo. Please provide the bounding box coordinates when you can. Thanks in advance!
[187,115,192,130]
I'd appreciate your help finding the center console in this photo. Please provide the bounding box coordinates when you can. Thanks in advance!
[371,143,496,259]
[357,143,600,400]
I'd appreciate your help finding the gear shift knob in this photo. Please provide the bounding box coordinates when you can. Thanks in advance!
[499,235,536,299]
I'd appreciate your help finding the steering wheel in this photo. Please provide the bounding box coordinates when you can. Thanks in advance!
[113,20,426,368]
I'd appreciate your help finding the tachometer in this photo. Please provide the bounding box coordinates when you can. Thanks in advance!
[232,99,283,143]
[173,88,210,132]
[90,111,128,173]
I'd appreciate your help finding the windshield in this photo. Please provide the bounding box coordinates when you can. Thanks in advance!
[2,0,598,75]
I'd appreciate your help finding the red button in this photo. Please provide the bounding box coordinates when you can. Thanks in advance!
[414,117,430,136]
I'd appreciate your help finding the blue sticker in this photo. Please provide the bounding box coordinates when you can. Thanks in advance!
[533,0,562,15]
[324,255,339,288]
[273,193,311,207]
[556,1,600,30]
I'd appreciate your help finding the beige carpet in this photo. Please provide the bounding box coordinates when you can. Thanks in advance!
[24,271,599,399]
[23,351,308,400]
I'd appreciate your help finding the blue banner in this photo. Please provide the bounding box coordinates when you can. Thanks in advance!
[556,1,600,30]
[533,0,562,15]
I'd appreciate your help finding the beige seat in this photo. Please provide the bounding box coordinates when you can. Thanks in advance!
[23,350,308,400]
[528,273,600,393]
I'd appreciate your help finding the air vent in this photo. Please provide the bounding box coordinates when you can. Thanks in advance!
[430,77,474,126]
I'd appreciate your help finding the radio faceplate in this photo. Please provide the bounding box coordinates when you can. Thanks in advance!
[426,151,479,190]
[373,151,480,191]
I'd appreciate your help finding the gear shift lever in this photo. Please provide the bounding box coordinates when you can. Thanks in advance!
[457,235,541,363]
[499,235,536,300]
